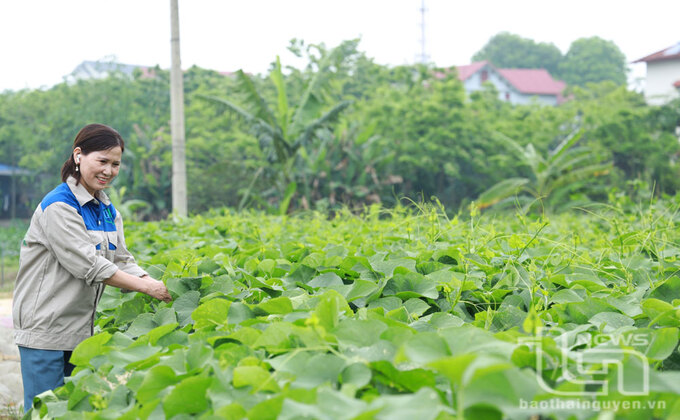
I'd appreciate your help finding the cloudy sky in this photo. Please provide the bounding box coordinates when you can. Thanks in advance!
[1,0,678,92]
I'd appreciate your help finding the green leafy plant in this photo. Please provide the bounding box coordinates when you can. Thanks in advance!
[22,200,680,419]
[477,128,611,213]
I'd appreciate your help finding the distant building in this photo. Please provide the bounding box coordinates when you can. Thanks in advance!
[67,60,156,83]
[66,60,237,84]
[634,42,680,105]
[454,61,566,106]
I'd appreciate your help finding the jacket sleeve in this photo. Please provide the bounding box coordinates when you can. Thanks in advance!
[40,202,119,285]
[113,213,148,277]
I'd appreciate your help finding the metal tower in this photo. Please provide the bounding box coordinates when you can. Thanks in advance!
[416,0,429,64]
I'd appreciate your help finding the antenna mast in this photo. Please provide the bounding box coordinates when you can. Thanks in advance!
[417,0,429,64]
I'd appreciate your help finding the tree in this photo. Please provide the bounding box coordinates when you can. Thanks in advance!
[472,32,563,76]
[357,66,501,209]
[477,128,612,213]
[199,50,353,213]
[567,83,680,195]
[558,37,627,86]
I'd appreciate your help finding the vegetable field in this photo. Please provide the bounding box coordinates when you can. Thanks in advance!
[33,202,680,419]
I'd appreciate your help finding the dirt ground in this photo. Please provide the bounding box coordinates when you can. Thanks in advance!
[0,296,22,413]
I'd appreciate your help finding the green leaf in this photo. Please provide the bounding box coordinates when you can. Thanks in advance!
[550,288,584,304]
[114,297,145,325]
[645,328,680,360]
[649,277,680,303]
[214,403,247,419]
[404,298,430,318]
[174,290,201,327]
[428,353,478,387]
[279,182,297,216]
[108,344,162,369]
[125,313,157,338]
[137,365,178,402]
[192,298,230,330]
[367,297,403,312]
[334,319,388,347]
[166,276,203,297]
[146,322,179,346]
[255,296,293,315]
[153,307,178,326]
[346,279,379,302]
[308,272,344,288]
[294,353,347,388]
[588,311,634,331]
[163,376,212,417]
[642,298,680,326]
[370,361,436,392]
[271,56,290,138]
[233,365,280,393]
[384,269,438,299]
[228,302,255,325]
[364,387,448,420]
[477,177,530,208]
[76,372,111,394]
[522,307,543,335]
[370,258,417,278]
[70,332,112,366]
[197,258,221,274]
[253,322,294,350]
[187,342,215,372]
[398,332,450,363]
[314,290,352,331]
[341,363,372,388]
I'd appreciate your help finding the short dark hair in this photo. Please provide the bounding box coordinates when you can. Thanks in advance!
[61,124,125,182]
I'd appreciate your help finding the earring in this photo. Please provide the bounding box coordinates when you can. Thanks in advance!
[76,164,79,172]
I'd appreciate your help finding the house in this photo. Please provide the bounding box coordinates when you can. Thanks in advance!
[634,42,680,105]
[66,60,156,84]
[455,61,566,106]
[66,60,237,84]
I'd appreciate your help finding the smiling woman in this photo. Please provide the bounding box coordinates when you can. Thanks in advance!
[12,123,171,414]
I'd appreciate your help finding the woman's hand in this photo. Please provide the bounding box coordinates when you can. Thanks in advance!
[105,271,172,302]
[140,275,172,302]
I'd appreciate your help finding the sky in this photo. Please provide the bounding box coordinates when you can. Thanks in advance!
[1,0,679,92]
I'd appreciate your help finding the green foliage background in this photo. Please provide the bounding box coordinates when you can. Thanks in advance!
[0,37,678,218]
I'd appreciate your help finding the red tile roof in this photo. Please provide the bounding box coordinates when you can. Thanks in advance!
[497,68,566,95]
[454,62,566,96]
[634,43,680,63]
[456,61,488,80]
[674,80,680,88]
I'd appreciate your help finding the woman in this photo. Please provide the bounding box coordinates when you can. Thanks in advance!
[12,123,172,411]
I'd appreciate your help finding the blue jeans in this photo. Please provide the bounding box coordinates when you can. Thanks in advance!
[18,347,75,412]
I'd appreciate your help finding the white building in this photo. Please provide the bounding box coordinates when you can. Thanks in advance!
[455,61,566,106]
[634,43,680,105]
[66,60,155,84]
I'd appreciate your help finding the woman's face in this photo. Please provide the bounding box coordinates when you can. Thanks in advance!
[73,146,122,197]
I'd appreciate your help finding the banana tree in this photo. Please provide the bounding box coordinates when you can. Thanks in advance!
[477,128,611,213]
[199,53,351,214]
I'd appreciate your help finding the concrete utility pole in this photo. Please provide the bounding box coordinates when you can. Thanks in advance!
[170,0,187,216]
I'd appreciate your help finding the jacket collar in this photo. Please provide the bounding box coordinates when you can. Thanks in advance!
[66,176,111,206]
